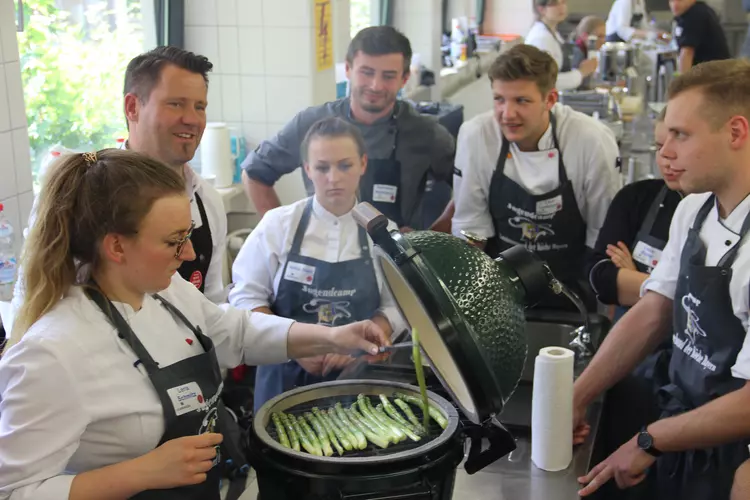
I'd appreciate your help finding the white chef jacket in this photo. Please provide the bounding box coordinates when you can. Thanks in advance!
[642,192,750,380]
[524,21,583,91]
[6,157,228,337]
[451,103,620,249]
[606,0,648,42]
[228,196,405,334]
[0,274,294,499]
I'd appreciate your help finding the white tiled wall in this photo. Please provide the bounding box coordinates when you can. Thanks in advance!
[0,0,33,257]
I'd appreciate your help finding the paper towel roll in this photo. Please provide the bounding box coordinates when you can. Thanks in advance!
[531,346,575,472]
[200,123,234,188]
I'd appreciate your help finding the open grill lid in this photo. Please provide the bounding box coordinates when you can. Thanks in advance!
[352,203,552,426]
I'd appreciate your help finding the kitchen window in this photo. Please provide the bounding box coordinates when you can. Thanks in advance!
[16,0,155,184]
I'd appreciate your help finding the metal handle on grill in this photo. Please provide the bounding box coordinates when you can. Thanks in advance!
[353,202,389,233]
[341,486,433,499]
[463,419,517,475]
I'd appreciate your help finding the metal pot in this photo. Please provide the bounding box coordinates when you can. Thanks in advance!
[598,42,637,83]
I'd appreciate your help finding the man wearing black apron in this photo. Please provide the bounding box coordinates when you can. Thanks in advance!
[86,287,249,500]
[574,60,750,500]
[253,198,381,413]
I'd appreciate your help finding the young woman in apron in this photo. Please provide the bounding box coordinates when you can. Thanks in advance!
[0,149,388,499]
[227,117,402,414]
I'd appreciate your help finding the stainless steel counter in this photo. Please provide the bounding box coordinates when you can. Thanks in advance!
[453,399,603,499]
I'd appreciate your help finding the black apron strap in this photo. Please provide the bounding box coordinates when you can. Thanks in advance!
[289,198,315,256]
[693,195,750,268]
[639,185,670,237]
[153,293,203,339]
[85,285,160,372]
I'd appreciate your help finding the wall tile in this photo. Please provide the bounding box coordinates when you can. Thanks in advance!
[241,122,268,147]
[207,75,224,122]
[0,131,16,200]
[221,75,243,122]
[5,61,25,129]
[262,0,311,27]
[217,0,239,26]
[0,65,10,133]
[185,27,220,71]
[263,27,312,77]
[237,0,264,26]
[238,27,265,75]
[185,0,218,26]
[240,76,267,123]
[218,27,240,74]
[11,128,31,194]
[17,189,33,236]
[264,76,312,123]
[0,0,19,63]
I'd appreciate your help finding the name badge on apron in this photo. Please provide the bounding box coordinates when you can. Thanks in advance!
[373,184,398,203]
[633,240,663,269]
[167,381,206,416]
[536,195,563,217]
[284,261,316,284]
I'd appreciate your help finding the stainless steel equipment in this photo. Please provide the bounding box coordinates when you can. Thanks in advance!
[558,90,619,120]
[598,42,638,83]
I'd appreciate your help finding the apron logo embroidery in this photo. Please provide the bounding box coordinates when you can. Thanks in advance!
[199,406,222,466]
[508,216,555,242]
[673,294,717,372]
[681,294,708,345]
[302,298,353,326]
[189,270,203,289]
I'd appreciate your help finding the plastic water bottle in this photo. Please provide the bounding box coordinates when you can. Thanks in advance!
[0,203,17,302]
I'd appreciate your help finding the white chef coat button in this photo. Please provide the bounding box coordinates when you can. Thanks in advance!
[726,240,732,246]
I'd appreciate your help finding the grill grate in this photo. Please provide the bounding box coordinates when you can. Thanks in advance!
[265,394,444,458]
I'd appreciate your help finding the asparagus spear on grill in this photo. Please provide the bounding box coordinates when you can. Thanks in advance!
[375,404,422,442]
[394,392,449,430]
[279,412,301,452]
[328,408,359,451]
[350,403,395,444]
[290,414,319,455]
[361,395,406,442]
[394,398,422,431]
[312,407,345,455]
[334,403,368,450]
[305,412,334,457]
[271,412,291,448]
[357,395,403,442]
[380,394,426,435]
[345,406,391,449]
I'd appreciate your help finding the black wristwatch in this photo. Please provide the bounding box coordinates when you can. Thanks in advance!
[637,427,662,457]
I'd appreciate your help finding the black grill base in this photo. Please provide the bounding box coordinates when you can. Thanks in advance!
[248,429,464,500]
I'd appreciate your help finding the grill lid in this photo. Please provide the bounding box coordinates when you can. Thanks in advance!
[353,203,550,425]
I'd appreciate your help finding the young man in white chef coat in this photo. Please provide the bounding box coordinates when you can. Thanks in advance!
[605,0,650,42]
[6,47,228,338]
[575,59,750,500]
[451,44,620,310]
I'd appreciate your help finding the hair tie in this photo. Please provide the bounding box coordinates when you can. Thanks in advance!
[82,152,97,166]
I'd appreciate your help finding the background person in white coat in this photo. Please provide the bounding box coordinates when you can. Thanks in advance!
[525,0,599,91]
[451,44,620,311]
[0,149,388,499]
[229,117,404,413]
[606,0,650,42]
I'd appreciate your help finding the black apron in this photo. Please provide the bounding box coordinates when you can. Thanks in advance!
[253,198,381,413]
[358,111,407,228]
[487,112,590,310]
[655,195,750,500]
[178,193,213,293]
[85,287,250,500]
[542,22,574,72]
[606,1,645,42]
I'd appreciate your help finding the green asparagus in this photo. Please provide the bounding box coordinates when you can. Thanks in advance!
[375,404,421,442]
[349,403,394,444]
[411,328,430,431]
[345,406,391,449]
[271,413,291,448]
[334,403,368,450]
[313,407,344,455]
[361,395,406,442]
[379,394,424,435]
[394,398,422,432]
[279,412,300,452]
[291,414,319,455]
[327,408,357,451]
[394,392,448,430]
[297,415,324,456]
[305,412,334,457]
[357,395,402,442]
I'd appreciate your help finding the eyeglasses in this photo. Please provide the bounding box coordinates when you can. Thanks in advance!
[175,221,196,259]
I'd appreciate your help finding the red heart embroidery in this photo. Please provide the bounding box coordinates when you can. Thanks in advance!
[186,338,194,345]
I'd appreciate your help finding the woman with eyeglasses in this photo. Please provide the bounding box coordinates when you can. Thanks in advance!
[0,149,389,499]
[229,117,405,414]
